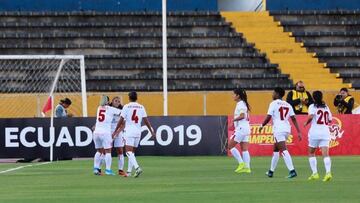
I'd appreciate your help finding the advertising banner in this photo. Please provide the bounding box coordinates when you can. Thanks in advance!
[228,115,360,156]
[0,116,227,159]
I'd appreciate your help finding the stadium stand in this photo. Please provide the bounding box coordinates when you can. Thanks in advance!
[222,11,349,91]
[271,10,360,89]
[0,11,293,92]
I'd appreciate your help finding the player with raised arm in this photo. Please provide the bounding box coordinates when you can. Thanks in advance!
[113,91,155,178]
[93,95,121,176]
[229,88,252,174]
[110,96,128,177]
[260,87,302,178]
[304,91,333,182]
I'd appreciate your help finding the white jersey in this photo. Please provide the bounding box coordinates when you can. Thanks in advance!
[267,99,295,134]
[111,111,121,133]
[234,101,250,130]
[94,105,121,135]
[308,104,332,140]
[120,102,148,137]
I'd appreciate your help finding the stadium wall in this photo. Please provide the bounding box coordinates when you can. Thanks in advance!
[266,0,360,10]
[88,91,360,116]
[0,0,218,12]
[1,91,359,118]
[218,0,264,11]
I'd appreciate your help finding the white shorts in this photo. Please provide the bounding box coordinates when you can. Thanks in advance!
[308,138,330,148]
[124,136,140,148]
[113,133,125,148]
[232,129,250,143]
[93,132,112,149]
[124,129,141,138]
[273,132,289,143]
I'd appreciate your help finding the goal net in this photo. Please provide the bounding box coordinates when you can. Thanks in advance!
[0,55,87,118]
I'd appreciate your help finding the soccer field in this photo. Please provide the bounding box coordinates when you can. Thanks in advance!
[0,156,359,203]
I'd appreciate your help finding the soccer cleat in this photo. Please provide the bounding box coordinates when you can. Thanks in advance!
[134,167,143,178]
[266,170,274,178]
[105,169,115,176]
[93,168,101,176]
[237,167,251,174]
[322,173,332,182]
[287,170,297,179]
[127,171,132,177]
[234,162,246,173]
[308,173,320,181]
[118,170,128,177]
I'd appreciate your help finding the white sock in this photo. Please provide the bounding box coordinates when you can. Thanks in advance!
[118,154,124,170]
[309,157,318,174]
[282,150,295,171]
[126,151,139,169]
[270,152,279,171]
[242,151,251,168]
[94,152,102,169]
[104,153,112,171]
[127,157,133,174]
[324,156,331,173]
[100,154,105,166]
[230,147,243,163]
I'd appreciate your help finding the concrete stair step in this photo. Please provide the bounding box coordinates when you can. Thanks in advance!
[222,11,349,91]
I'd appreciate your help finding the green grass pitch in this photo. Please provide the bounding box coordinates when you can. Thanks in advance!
[0,156,359,203]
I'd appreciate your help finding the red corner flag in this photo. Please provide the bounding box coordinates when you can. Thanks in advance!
[41,96,52,117]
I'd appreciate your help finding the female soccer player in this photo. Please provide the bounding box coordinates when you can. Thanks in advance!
[110,96,127,177]
[304,91,333,181]
[113,91,155,178]
[229,88,251,173]
[93,95,121,176]
[260,87,302,178]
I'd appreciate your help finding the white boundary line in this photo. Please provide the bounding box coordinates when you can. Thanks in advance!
[0,162,52,174]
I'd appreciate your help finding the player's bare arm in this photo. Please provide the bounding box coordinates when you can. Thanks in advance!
[233,113,245,122]
[113,120,125,139]
[259,115,272,131]
[291,116,302,141]
[143,117,155,137]
[113,116,125,139]
[303,115,314,127]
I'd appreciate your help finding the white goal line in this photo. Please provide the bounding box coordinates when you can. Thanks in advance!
[0,162,52,174]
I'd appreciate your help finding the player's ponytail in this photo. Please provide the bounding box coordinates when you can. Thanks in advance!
[234,88,251,112]
[99,95,109,106]
[313,91,326,108]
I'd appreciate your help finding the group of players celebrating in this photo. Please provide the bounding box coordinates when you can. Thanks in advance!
[92,91,155,177]
[91,88,333,181]
[230,87,333,181]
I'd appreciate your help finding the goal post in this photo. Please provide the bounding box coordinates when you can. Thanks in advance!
[0,55,87,118]
[0,55,87,161]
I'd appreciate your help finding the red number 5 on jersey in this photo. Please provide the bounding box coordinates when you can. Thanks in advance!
[98,109,106,122]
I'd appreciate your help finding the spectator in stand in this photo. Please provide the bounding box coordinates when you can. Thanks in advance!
[334,88,354,114]
[286,81,314,115]
[55,98,73,117]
